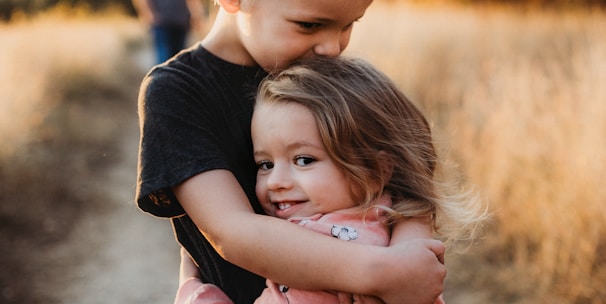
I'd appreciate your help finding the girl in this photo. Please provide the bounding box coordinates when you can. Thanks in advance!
[174,56,487,304]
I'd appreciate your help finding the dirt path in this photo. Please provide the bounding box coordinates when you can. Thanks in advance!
[54,121,181,303]
[35,49,182,303]
[37,113,181,303]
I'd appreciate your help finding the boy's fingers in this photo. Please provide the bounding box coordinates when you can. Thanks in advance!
[428,240,445,264]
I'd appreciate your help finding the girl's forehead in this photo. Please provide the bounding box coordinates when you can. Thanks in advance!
[255,100,306,114]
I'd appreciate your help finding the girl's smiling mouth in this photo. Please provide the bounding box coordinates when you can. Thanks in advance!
[271,200,308,219]
[278,202,293,210]
[275,201,304,210]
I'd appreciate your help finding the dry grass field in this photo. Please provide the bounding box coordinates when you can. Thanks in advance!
[1,2,605,303]
[348,2,606,303]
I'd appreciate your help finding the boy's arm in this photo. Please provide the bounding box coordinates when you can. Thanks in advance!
[175,170,445,304]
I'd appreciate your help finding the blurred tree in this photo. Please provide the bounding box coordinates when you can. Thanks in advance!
[0,0,603,21]
[0,0,136,20]
[456,0,605,8]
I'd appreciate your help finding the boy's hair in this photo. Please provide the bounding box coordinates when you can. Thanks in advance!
[256,56,488,242]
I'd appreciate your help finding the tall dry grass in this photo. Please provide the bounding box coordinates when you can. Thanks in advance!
[0,5,143,159]
[0,7,145,303]
[347,2,606,303]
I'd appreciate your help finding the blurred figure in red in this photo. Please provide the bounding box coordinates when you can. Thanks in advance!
[132,0,206,64]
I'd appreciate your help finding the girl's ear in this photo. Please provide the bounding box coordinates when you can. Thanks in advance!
[381,151,394,179]
[373,151,394,193]
[217,0,240,13]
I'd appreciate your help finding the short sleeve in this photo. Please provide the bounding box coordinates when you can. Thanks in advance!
[134,47,266,218]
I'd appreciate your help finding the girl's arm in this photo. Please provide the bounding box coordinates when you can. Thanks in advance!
[178,247,199,287]
[175,170,445,304]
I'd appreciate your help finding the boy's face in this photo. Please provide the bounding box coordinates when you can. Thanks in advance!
[252,102,359,219]
[237,0,373,71]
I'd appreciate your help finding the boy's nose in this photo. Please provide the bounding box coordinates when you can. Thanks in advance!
[313,34,343,57]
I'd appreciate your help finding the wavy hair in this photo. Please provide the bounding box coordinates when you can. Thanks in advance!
[256,56,488,244]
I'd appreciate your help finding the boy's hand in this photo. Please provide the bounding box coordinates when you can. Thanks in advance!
[377,238,446,304]
[377,217,445,304]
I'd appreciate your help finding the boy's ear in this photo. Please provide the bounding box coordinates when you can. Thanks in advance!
[218,0,240,13]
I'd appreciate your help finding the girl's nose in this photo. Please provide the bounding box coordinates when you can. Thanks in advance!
[266,164,293,191]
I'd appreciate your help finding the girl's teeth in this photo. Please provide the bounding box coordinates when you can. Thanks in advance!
[278,203,292,210]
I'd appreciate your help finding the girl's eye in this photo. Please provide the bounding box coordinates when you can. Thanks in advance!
[257,161,274,171]
[294,156,315,167]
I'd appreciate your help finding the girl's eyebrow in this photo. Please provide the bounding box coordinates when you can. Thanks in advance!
[253,141,324,157]
[286,141,324,151]
[253,150,266,158]
[253,137,326,159]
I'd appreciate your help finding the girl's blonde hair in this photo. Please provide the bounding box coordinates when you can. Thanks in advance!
[256,56,488,244]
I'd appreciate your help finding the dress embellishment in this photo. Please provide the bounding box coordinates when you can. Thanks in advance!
[331,225,358,241]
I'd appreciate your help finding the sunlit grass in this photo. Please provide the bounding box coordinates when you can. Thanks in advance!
[0,5,144,159]
[348,2,606,302]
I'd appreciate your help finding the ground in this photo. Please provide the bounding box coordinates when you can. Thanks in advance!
[0,50,181,304]
[47,121,181,304]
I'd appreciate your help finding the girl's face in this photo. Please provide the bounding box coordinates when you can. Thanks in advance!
[236,0,372,71]
[252,102,359,219]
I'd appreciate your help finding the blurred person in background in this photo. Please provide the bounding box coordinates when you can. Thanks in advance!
[132,0,206,64]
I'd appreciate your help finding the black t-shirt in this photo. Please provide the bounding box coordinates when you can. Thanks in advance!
[136,44,267,303]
